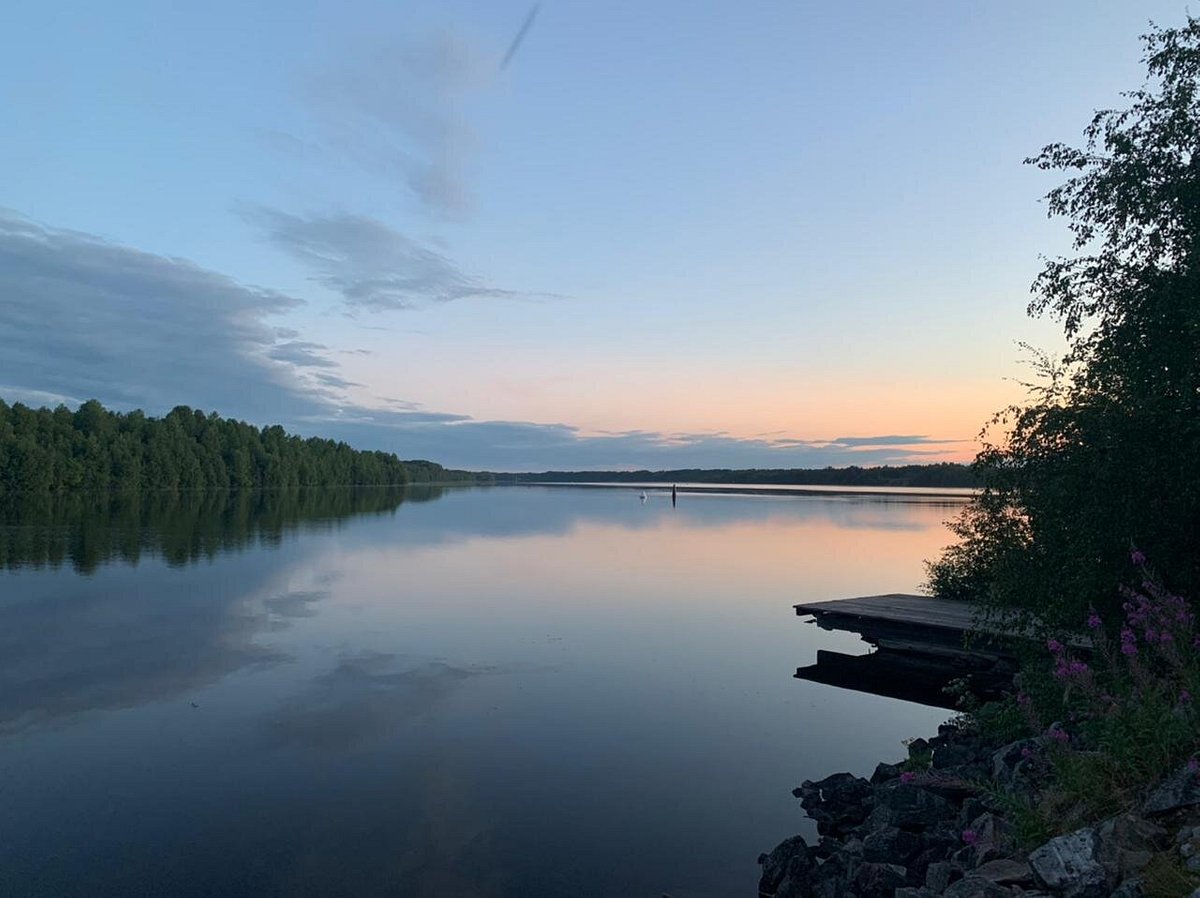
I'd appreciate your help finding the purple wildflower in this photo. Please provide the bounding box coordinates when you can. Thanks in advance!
[1189,757,1199,773]
[899,771,916,784]
[1120,628,1138,656]
[1046,638,1064,654]
[1131,549,1147,566]
[1045,726,1070,745]
[1086,610,1102,630]
[961,829,979,845]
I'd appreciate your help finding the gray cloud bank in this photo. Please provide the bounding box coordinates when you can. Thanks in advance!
[0,210,966,470]
[246,208,523,312]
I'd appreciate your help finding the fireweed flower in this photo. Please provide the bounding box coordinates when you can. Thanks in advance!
[961,829,979,845]
[1045,726,1070,745]
[1131,549,1147,565]
[899,772,916,784]
[1047,638,1065,654]
[1120,628,1138,656]
[1087,611,1102,630]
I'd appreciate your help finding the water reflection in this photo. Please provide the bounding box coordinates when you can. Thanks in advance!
[0,485,441,572]
[0,486,962,897]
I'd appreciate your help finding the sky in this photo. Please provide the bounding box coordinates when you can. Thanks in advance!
[0,0,1187,470]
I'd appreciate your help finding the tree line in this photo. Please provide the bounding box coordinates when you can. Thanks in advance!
[0,398,477,493]
[490,463,977,488]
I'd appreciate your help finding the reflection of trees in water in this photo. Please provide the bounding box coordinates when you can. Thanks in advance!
[0,486,447,573]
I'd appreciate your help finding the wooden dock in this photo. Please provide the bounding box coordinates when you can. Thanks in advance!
[793,593,1016,708]
[797,593,979,642]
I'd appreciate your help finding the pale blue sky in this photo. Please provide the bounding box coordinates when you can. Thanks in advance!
[0,1,1185,468]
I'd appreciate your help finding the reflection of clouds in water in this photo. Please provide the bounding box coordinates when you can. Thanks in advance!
[263,588,329,620]
[0,580,283,735]
[0,569,335,736]
[262,652,497,753]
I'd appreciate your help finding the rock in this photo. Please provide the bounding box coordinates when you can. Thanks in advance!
[943,875,1011,898]
[794,772,875,835]
[959,797,988,829]
[925,860,963,892]
[953,813,1011,868]
[1143,765,1200,816]
[1028,827,1111,898]
[974,858,1033,885]
[1095,813,1167,879]
[933,742,976,770]
[871,761,904,784]
[853,861,908,898]
[868,784,954,831]
[1109,878,1145,898]
[757,835,813,898]
[862,825,922,865]
[988,739,1036,782]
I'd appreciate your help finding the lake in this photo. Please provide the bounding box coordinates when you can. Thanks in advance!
[0,485,964,897]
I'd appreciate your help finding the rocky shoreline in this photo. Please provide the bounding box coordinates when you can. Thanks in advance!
[757,722,1200,898]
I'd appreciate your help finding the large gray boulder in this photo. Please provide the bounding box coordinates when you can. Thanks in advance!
[852,861,908,898]
[1143,765,1200,816]
[757,835,813,898]
[794,772,875,835]
[1028,827,1111,898]
[868,784,954,831]
[1095,813,1166,879]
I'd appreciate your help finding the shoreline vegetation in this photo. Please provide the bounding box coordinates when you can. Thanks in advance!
[0,398,479,493]
[760,18,1200,898]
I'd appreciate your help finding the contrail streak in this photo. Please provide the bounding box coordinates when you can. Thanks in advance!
[501,4,540,70]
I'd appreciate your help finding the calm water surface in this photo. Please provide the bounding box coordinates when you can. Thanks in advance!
[0,485,962,897]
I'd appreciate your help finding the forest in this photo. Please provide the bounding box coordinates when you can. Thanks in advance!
[0,398,476,493]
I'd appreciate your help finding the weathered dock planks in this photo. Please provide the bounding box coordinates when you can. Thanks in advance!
[794,593,1017,707]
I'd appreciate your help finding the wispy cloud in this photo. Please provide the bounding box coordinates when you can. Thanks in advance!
[302,29,491,216]
[245,207,528,312]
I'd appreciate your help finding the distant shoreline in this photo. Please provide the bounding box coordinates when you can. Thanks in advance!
[512,481,977,500]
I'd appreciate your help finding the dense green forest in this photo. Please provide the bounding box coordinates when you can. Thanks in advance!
[489,463,976,488]
[0,398,478,493]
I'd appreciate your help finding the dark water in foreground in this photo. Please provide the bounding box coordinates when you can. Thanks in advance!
[0,486,960,897]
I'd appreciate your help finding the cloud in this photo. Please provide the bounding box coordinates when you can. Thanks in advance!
[262,652,493,752]
[317,413,970,472]
[302,30,491,216]
[0,209,368,419]
[0,209,969,472]
[246,208,524,312]
[267,340,339,369]
[829,435,963,448]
